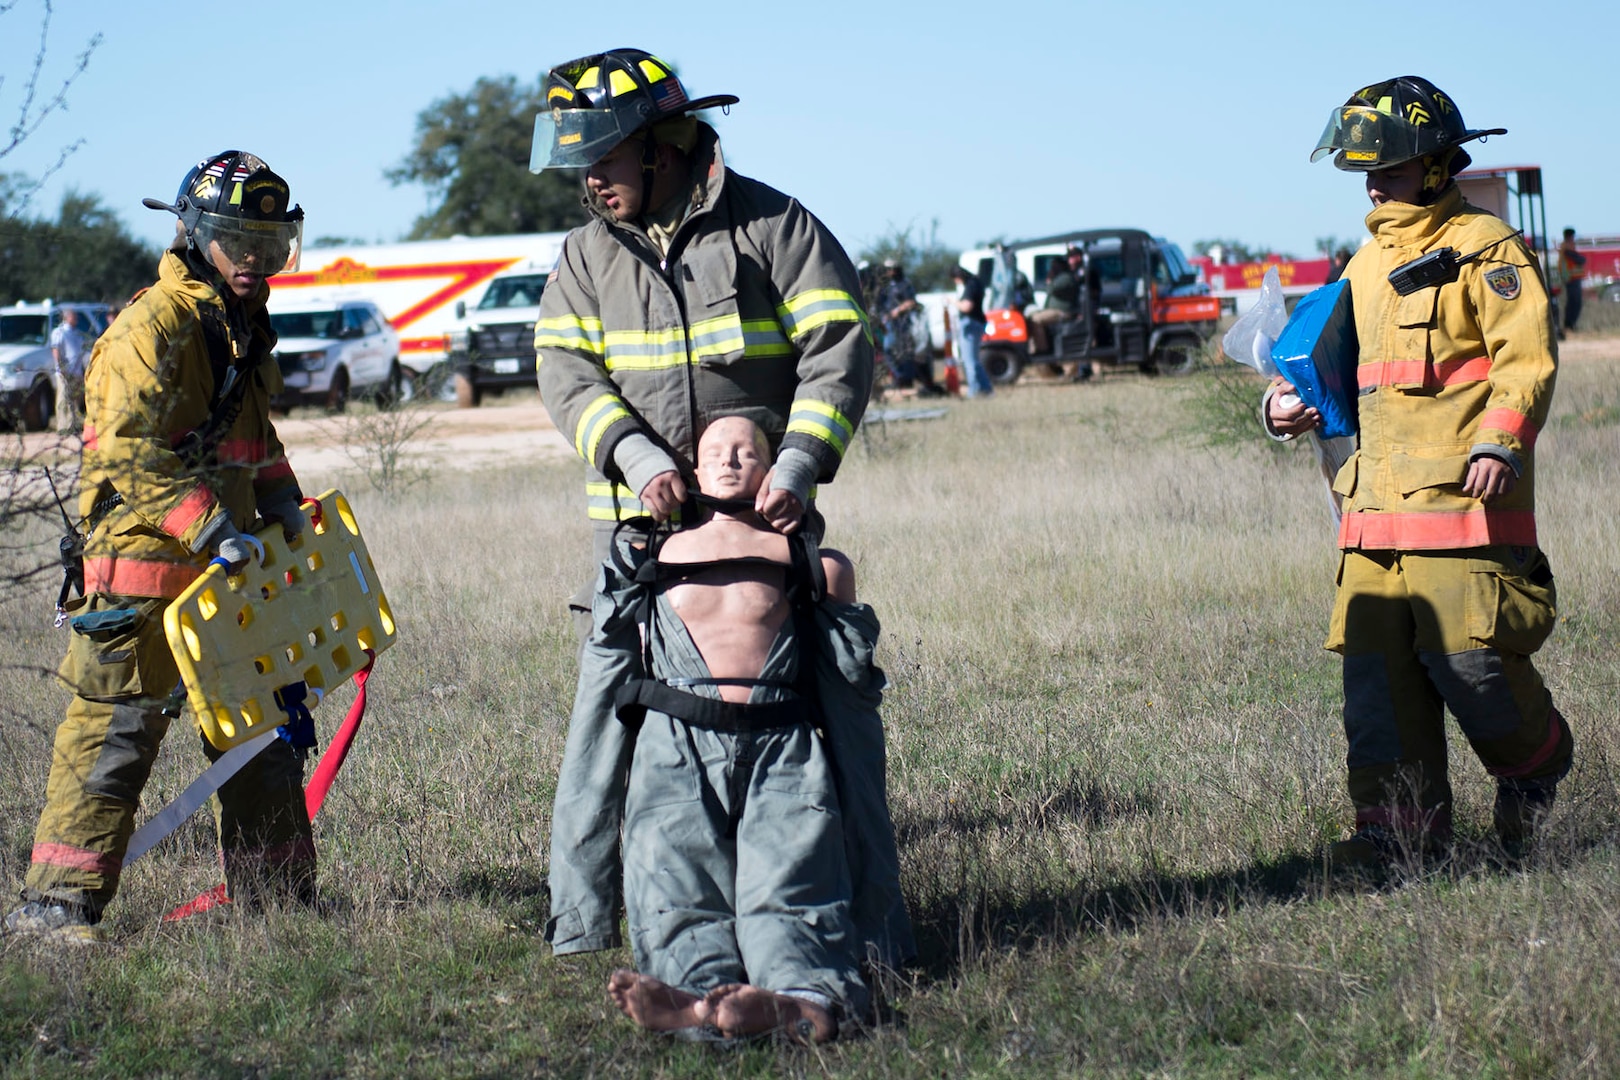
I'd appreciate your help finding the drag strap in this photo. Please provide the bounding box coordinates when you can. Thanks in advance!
[123,728,281,866]
[161,652,377,922]
[305,652,375,817]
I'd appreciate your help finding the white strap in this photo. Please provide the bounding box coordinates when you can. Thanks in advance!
[122,728,280,866]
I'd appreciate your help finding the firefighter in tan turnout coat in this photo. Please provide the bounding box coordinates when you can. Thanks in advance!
[531,48,873,571]
[5,152,315,941]
[1269,76,1572,868]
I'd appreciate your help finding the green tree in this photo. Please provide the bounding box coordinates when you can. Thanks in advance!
[1193,238,1287,263]
[859,220,959,292]
[0,188,156,304]
[386,75,585,239]
[1315,234,1355,259]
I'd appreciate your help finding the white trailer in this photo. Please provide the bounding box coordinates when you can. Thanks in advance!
[267,232,567,393]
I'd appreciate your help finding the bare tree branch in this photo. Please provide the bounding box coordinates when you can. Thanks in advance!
[0,0,102,214]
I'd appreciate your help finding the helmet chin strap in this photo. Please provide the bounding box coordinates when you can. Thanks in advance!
[1420,147,1461,202]
[638,137,660,219]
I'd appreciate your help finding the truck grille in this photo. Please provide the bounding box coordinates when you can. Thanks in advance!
[472,323,534,358]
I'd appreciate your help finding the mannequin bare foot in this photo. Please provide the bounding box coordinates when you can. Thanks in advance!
[606,969,705,1032]
[704,983,836,1043]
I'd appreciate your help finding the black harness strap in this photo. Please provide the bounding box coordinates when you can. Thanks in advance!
[613,679,815,734]
[609,518,831,838]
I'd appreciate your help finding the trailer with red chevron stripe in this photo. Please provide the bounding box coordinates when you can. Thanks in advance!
[266,232,567,400]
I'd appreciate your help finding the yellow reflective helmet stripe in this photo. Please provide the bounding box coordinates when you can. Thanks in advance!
[536,314,605,361]
[785,398,855,457]
[576,65,601,90]
[575,393,631,462]
[777,288,870,343]
[608,69,637,97]
[638,58,669,83]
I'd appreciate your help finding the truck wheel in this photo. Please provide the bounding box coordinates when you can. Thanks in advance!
[1151,340,1201,376]
[453,371,481,409]
[325,367,350,412]
[21,378,52,432]
[982,347,1023,385]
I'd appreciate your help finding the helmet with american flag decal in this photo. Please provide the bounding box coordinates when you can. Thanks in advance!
[143,150,305,274]
[530,48,737,172]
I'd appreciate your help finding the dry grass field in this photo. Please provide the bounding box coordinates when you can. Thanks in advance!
[1,325,1619,1077]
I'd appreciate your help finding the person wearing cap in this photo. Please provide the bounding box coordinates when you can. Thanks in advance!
[1267,77,1571,870]
[1026,245,1085,358]
[4,152,314,941]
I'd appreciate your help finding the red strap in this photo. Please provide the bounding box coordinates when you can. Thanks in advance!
[162,651,376,922]
[305,653,374,816]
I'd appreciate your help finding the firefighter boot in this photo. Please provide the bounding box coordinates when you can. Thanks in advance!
[1327,825,1398,875]
[1494,778,1557,866]
[2,898,103,945]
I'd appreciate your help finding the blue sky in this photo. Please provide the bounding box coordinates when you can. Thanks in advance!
[4,0,1615,263]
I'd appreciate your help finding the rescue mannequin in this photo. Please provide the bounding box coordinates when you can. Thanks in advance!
[606,415,865,1043]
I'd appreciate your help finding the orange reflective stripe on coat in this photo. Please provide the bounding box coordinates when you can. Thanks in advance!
[1359,355,1492,389]
[1479,407,1540,450]
[1339,509,1537,550]
[158,486,215,538]
[84,555,202,598]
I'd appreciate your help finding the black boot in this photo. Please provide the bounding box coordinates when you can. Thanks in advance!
[1494,779,1557,865]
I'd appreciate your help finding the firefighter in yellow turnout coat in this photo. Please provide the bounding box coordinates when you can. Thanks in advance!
[6,153,315,940]
[1271,77,1572,867]
[531,49,872,572]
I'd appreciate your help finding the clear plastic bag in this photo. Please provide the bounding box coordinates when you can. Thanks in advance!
[1221,266,1286,379]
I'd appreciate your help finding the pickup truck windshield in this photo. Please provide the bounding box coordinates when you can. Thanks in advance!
[0,315,49,345]
[270,311,344,339]
[477,275,546,310]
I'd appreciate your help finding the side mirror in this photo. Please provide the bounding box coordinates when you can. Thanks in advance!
[454,300,466,320]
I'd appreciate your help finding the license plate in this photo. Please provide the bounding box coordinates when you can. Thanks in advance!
[493,358,521,375]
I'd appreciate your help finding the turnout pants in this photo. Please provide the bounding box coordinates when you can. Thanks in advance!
[1327,547,1573,836]
[24,594,315,918]
[621,593,868,1016]
[622,713,869,1016]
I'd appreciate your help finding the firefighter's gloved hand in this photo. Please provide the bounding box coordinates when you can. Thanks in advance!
[257,487,307,540]
[214,532,264,574]
[193,514,263,574]
[757,447,818,535]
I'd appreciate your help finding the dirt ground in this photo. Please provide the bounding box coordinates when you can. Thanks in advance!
[12,335,1617,477]
[9,387,573,479]
[270,389,572,478]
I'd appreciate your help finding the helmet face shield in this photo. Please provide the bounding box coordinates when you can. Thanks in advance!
[193,212,303,275]
[1311,105,1424,170]
[530,107,637,171]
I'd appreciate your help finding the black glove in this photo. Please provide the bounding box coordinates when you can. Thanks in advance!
[258,488,307,540]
